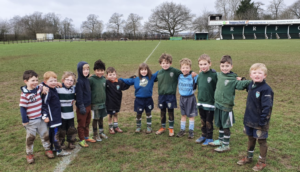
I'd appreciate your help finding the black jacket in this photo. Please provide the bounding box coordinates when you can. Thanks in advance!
[106,79,130,111]
[75,61,91,108]
[244,80,274,130]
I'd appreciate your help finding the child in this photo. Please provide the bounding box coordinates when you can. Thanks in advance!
[209,55,251,152]
[42,71,71,156]
[89,59,108,141]
[56,71,77,149]
[20,70,54,164]
[105,67,130,134]
[237,63,273,171]
[195,54,218,146]
[76,61,96,147]
[176,58,198,139]
[120,63,158,133]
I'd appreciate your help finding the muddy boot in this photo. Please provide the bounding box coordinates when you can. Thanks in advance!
[68,142,76,149]
[61,143,67,150]
[26,154,34,164]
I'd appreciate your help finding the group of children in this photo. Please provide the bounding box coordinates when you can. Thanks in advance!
[20,53,273,171]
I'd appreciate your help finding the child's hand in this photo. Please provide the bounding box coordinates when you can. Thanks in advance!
[129,75,136,78]
[57,82,62,88]
[22,122,29,126]
[42,86,49,94]
[191,72,197,78]
[44,117,49,123]
[79,104,86,115]
[236,77,242,80]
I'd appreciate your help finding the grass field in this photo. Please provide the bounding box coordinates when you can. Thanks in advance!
[0,40,300,172]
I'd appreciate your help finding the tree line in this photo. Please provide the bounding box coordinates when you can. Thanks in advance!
[0,0,299,40]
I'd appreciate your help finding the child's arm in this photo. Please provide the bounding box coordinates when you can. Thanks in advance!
[75,82,86,115]
[119,78,135,86]
[119,79,131,91]
[259,89,274,126]
[235,80,252,90]
[41,92,51,122]
[20,107,29,126]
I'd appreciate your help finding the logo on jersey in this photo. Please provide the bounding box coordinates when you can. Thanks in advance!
[116,85,120,90]
[103,83,106,87]
[224,80,229,86]
[168,103,172,108]
[170,72,174,77]
[207,77,212,83]
[139,108,143,111]
[148,105,152,109]
[28,95,37,103]
[256,91,260,98]
[140,78,148,87]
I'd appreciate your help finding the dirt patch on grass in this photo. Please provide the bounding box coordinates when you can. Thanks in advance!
[112,145,139,154]
[0,54,37,61]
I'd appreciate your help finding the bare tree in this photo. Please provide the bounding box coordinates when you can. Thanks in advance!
[192,10,217,38]
[44,13,61,36]
[21,12,46,38]
[94,21,104,38]
[279,8,295,19]
[107,13,125,36]
[124,13,143,38]
[10,16,24,39]
[229,0,242,19]
[81,14,103,38]
[145,2,194,36]
[289,0,300,19]
[0,20,10,40]
[215,0,230,20]
[60,17,73,39]
[268,0,285,19]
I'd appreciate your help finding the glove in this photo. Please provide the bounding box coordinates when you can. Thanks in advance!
[241,77,246,80]
[129,75,137,78]
[79,104,86,115]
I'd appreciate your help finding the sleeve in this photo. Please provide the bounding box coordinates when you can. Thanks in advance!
[75,81,84,106]
[154,70,159,82]
[174,68,182,78]
[19,94,28,108]
[152,71,159,81]
[119,78,135,86]
[88,78,93,89]
[193,75,198,90]
[41,91,51,117]
[235,80,252,90]
[259,89,274,126]
[120,80,131,91]
[20,106,29,123]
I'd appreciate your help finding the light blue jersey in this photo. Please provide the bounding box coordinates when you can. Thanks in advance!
[178,74,198,96]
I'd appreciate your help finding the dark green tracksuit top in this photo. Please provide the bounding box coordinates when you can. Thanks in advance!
[157,67,182,95]
[214,72,251,111]
[197,69,218,111]
[89,75,106,110]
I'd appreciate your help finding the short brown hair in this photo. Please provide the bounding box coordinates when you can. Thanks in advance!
[250,63,268,75]
[179,58,192,67]
[83,64,89,69]
[23,70,38,81]
[159,53,172,64]
[198,54,211,63]
[106,67,116,74]
[43,71,57,82]
[138,63,152,79]
[220,55,232,65]
[61,71,77,84]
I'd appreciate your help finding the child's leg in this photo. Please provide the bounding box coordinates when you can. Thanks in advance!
[60,119,67,147]
[218,127,225,143]
[36,119,51,151]
[52,127,62,151]
[84,106,92,139]
[113,113,118,128]
[92,119,99,135]
[160,108,167,128]
[25,121,37,155]
[206,111,214,139]
[108,115,113,128]
[258,139,267,163]
[76,107,87,141]
[199,108,207,137]
[188,117,195,131]
[247,136,256,159]
[66,119,77,144]
[168,108,174,129]
[223,128,230,146]
[180,115,187,130]
[136,113,142,128]
[99,117,104,133]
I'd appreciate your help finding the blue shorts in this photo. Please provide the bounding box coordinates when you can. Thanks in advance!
[244,125,268,139]
[158,95,177,109]
[134,97,154,113]
[107,110,119,115]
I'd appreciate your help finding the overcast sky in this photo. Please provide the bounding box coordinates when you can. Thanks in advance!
[1,0,296,31]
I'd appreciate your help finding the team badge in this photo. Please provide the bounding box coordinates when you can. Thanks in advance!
[159,104,163,107]
[170,72,174,77]
[168,103,172,108]
[103,83,106,87]
[207,77,212,83]
[148,105,152,109]
[140,78,148,87]
[224,80,229,86]
[139,108,143,111]
[29,95,37,103]
[116,85,120,90]
[256,91,260,98]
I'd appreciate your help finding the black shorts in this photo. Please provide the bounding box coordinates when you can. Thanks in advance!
[107,110,119,115]
[158,94,177,109]
[134,97,154,113]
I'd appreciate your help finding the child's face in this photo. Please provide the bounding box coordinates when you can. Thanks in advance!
[63,76,75,88]
[220,62,233,74]
[250,69,266,83]
[95,69,105,78]
[180,64,191,76]
[45,77,57,88]
[160,60,171,70]
[140,69,148,77]
[24,76,39,90]
[107,72,117,82]
[198,60,211,72]
[83,67,89,77]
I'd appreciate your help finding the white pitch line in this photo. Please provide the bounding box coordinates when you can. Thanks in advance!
[53,41,161,172]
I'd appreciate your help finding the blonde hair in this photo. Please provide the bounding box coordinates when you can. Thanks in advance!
[198,54,211,63]
[250,63,268,75]
[83,64,89,69]
[43,71,57,82]
[61,71,77,84]
[180,58,192,67]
